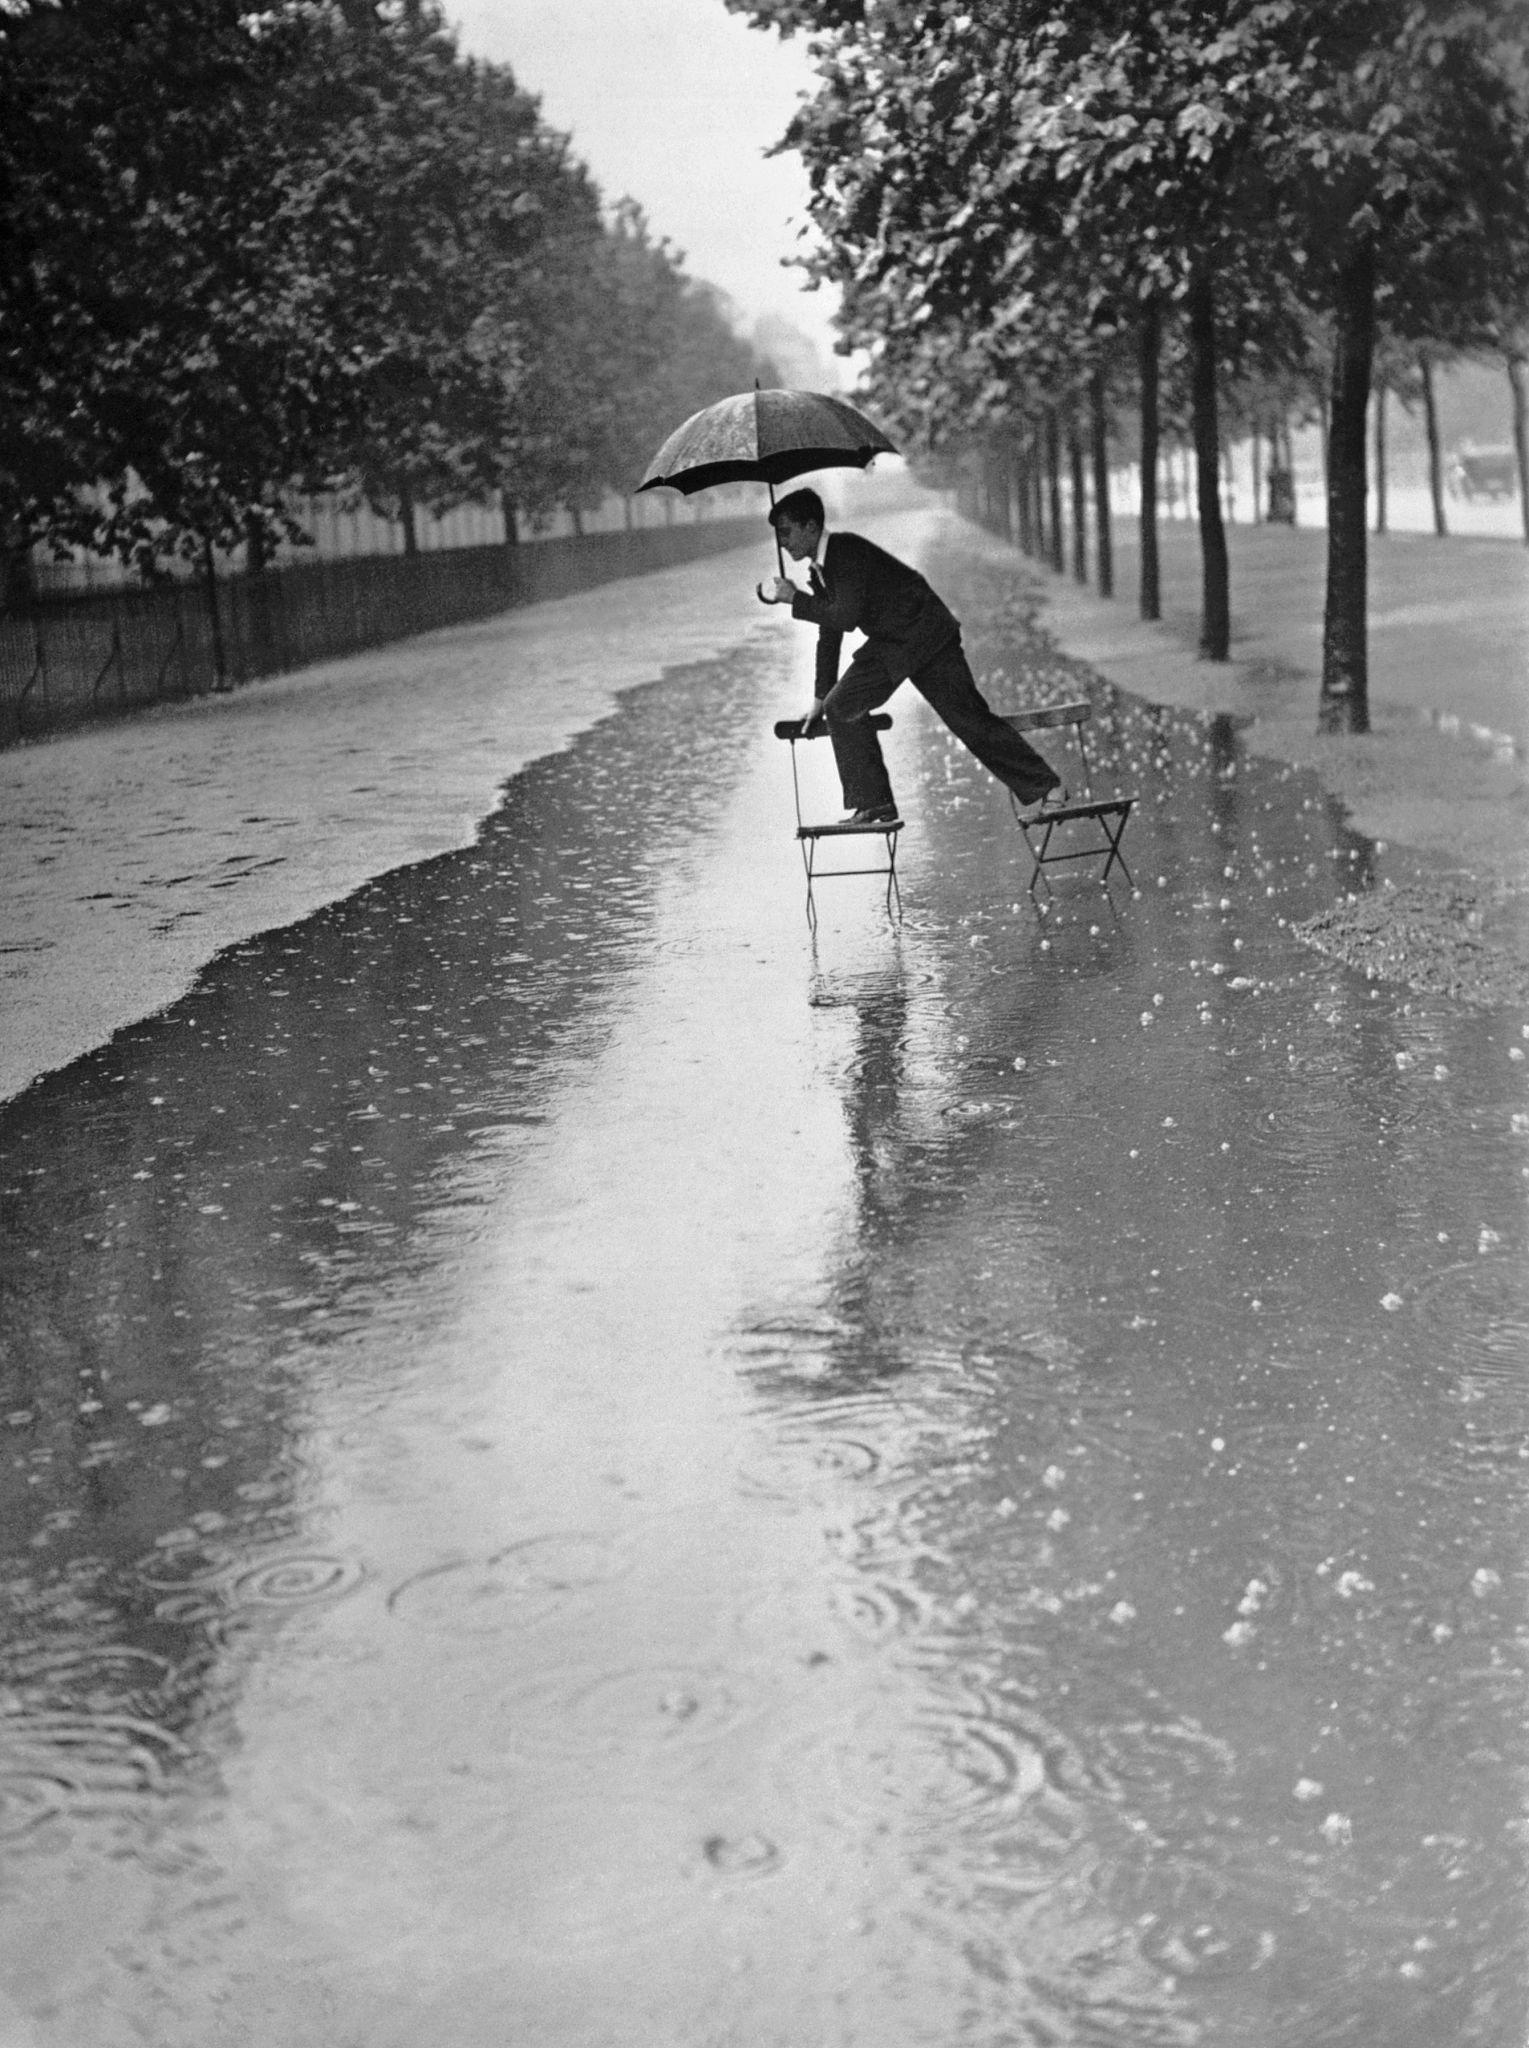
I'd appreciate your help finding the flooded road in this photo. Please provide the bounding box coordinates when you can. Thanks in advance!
[2,536,1526,2045]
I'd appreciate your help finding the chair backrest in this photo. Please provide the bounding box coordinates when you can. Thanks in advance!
[1004,700,1095,796]
[773,712,893,741]
[1005,698,1092,734]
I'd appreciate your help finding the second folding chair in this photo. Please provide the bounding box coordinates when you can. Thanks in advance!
[1005,700,1135,890]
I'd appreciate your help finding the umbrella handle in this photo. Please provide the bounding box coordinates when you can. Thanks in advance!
[768,478,784,578]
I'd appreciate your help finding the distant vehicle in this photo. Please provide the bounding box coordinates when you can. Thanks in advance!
[1447,444,1518,501]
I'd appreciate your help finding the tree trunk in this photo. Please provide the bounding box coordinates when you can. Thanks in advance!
[1090,368,1113,599]
[1418,352,1447,536]
[1508,352,1529,547]
[243,512,275,676]
[1188,269,1230,660]
[3,542,37,612]
[1372,380,1388,534]
[570,503,585,538]
[1251,422,1263,524]
[1137,299,1161,620]
[399,487,419,557]
[1320,236,1375,733]
[1068,416,1088,581]
[1045,409,1064,573]
[1281,415,1298,524]
[202,535,228,689]
[501,490,520,546]
[1015,441,1034,555]
[1030,423,1046,558]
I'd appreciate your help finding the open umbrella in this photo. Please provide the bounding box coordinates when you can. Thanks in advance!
[637,387,898,574]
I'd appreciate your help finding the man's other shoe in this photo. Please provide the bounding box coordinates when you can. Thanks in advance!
[845,802,899,825]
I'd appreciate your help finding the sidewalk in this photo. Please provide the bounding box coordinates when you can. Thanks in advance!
[1031,514,1528,890]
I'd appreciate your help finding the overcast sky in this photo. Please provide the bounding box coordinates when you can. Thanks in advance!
[444,0,839,359]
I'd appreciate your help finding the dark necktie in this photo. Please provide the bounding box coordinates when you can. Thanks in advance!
[809,561,826,597]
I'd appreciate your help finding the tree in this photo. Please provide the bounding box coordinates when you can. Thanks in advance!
[0,0,321,576]
[1487,6,1529,542]
[1269,1,1529,727]
[0,1,601,580]
[1509,339,1529,544]
[730,0,1529,731]
[726,0,1316,656]
[269,13,571,549]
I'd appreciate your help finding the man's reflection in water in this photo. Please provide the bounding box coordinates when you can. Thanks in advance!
[810,956,911,1251]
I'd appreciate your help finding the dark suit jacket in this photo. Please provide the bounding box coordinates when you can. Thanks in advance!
[790,530,960,697]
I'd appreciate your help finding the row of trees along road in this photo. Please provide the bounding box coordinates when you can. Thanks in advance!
[0,0,777,609]
[729,0,1529,732]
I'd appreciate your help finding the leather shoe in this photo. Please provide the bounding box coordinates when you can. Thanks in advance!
[845,802,898,825]
[1015,783,1069,821]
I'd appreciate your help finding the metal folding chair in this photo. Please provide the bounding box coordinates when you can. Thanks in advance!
[1005,700,1135,890]
[774,713,902,927]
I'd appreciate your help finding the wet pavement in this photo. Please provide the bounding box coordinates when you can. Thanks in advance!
[0,541,774,1102]
[2,528,1527,2046]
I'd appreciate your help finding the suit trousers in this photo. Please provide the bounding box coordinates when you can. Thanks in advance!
[824,637,1058,812]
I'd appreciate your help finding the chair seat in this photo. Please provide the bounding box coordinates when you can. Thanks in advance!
[798,817,904,840]
[1023,797,1132,826]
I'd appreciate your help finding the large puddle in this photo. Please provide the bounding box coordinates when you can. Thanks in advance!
[1,547,1526,2046]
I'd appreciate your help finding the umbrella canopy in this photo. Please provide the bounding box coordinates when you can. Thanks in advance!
[637,388,897,496]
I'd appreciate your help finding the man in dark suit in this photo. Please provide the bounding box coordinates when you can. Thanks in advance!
[758,487,1061,824]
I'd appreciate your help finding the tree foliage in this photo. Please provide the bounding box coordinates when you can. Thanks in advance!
[729,0,1529,726]
[1,0,313,568]
[0,0,774,581]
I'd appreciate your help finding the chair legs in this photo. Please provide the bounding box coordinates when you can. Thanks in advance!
[800,827,903,928]
[1014,799,1134,893]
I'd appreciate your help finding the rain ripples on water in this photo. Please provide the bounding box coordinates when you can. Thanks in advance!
[1,564,1525,2043]
[386,1532,630,1635]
